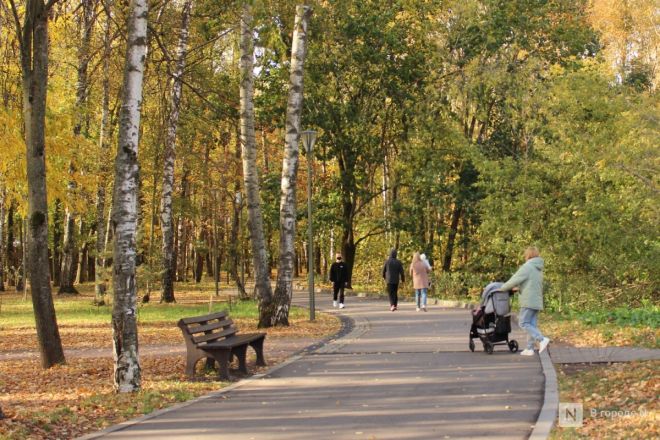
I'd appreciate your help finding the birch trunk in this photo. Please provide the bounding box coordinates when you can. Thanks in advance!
[239,4,274,323]
[271,5,312,327]
[0,182,5,291]
[19,0,65,368]
[159,0,192,303]
[6,202,14,287]
[240,4,273,320]
[59,179,79,294]
[60,0,95,294]
[94,0,114,306]
[111,0,148,393]
[51,198,62,286]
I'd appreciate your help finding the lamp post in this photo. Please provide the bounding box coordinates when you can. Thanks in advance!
[301,130,317,321]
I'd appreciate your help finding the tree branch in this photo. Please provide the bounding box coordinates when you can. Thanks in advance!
[354,184,392,217]
[45,0,63,11]
[355,225,388,246]
[615,163,659,195]
[5,0,22,48]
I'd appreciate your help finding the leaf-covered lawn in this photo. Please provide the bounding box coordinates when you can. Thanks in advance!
[551,361,659,439]
[0,356,228,440]
[540,309,659,349]
[0,287,341,439]
[0,288,340,352]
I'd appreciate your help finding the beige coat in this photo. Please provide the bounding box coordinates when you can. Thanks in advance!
[410,260,431,289]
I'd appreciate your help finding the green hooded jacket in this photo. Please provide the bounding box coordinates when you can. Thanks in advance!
[500,257,544,310]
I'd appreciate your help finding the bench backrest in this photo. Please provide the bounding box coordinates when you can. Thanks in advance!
[177,311,238,345]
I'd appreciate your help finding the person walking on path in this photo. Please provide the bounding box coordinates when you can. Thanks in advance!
[498,246,550,356]
[329,253,348,309]
[383,249,405,311]
[410,252,431,311]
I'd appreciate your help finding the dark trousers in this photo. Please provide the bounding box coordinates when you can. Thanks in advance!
[387,283,399,306]
[333,283,345,303]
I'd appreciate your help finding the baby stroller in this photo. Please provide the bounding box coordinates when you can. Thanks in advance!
[469,282,519,354]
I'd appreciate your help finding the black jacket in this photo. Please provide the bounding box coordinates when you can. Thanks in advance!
[382,249,405,284]
[329,261,348,286]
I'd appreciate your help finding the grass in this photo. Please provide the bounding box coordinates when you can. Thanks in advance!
[0,282,318,330]
[540,309,659,349]
[0,281,342,440]
[0,282,311,327]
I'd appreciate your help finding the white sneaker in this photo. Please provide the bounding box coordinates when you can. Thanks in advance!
[416,307,420,312]
[339,303,345,309]
[333,301,338,308]
[520,349,535,356]
[538,337,550,353]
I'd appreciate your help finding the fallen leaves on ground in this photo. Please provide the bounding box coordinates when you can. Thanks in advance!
[540,316,658,349]
[0,312,339,353]
[0,287,342,439]
[0,347,306,440]
[550,360,659,439]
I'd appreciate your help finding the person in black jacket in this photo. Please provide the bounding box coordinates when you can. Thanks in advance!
[382,249,405,311]
[329,253,348,309]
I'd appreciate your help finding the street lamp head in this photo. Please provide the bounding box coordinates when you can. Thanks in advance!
[300,130,317,155]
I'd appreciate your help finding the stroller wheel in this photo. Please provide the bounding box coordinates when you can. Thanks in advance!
[508,340,519,353]
[485,342,494,354]
[469,340,475,352]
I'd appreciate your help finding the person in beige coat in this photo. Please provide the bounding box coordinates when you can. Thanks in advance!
[410,252,431,311]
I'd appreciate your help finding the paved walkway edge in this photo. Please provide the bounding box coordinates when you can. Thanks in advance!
[76,314,355,440]
[528,349,558,440]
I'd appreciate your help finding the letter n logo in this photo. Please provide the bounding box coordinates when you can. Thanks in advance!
[558,402,583,427]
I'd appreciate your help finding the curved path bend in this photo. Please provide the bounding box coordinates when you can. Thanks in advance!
[86,296,544,440]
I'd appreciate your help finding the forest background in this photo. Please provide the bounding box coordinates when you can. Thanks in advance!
[0,0,657,320]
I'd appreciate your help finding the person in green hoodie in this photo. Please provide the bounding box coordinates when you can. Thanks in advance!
[499,246,550,356]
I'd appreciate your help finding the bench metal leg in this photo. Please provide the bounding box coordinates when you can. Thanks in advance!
[250,338,267,367]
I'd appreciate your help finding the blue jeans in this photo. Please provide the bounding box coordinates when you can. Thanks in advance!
[518,307,545,350]
[415,288,427,308]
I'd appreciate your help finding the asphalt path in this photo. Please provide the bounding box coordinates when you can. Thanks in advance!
[89,295,544,440]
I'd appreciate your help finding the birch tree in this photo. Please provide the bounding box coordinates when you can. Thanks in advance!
[94,0,114,306]
[271,5,312,326]
[111,0,148,393]
[0,181,5,291]
[7,0,66,367]
[239,3,274,326]
[59,0,96,294]
[159,0,193,303]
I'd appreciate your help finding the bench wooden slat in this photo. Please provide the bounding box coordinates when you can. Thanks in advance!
[203,333,266,349]
[187,319,234,334]
[193,327,238,344]
[180,311,228,325]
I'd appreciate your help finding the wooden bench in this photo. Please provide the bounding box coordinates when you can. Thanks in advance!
[177,311,266,380]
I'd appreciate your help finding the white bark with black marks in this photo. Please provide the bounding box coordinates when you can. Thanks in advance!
[272,5,312,326]
[160,0,192,303]
[0,181,5,291]
[60,0,95,294]
[95,0,114,305]
[239,3,274,326]
[111,0,148,393]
